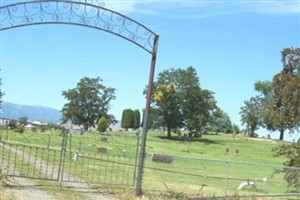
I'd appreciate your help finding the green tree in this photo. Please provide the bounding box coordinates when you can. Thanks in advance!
[97,116,108,133]
[151,66,216,138]
[272,48,300,190]
[121,109,134,130]
[153,82,182,138]
[210,108,232,134]
[271,48,300,137]
[133,109,141,129]
[62,77,115,131]
[19,116,28,126]
[232,123,240,134]
[240,96,262,137]
[106,114,117,126]
[254,80,287,140]
[274,140,300,189]
[8,120,17,130]
[141,108,163,130]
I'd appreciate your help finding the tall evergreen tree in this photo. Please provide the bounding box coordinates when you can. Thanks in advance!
[121,109,134,130]
[133,109,141,129]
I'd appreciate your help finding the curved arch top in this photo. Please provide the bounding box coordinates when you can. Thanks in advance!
[0,0,158,54]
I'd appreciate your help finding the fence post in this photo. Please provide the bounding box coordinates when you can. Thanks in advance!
[58,128,68,184]
[136,35,159,196]
[133,131,140,186]
[224,160,228,197]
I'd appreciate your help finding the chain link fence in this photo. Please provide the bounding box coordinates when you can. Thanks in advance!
[142,153,300,198]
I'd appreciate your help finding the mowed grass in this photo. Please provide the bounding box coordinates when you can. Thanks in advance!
[0,129,286,164]
[0,128,294,197]
[145,131,285,164]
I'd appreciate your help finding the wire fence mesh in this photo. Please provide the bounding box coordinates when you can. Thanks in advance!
[143,152,300,198]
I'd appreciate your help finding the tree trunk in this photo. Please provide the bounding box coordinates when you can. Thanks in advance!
[167,126,172,139]
[84,124,89,131]
[279,129,284,141]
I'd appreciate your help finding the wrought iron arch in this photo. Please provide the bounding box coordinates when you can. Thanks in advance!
[0,0,158,196]
[0,0,157,54]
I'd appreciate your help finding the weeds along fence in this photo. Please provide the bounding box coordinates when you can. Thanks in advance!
[142,153,300,198]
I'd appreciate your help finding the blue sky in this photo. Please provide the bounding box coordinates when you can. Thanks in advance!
[1,0,300,139]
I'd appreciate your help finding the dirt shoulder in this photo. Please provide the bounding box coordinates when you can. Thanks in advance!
[1,177,117,200]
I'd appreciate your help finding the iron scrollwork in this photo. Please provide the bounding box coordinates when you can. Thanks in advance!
[0,0,157,54]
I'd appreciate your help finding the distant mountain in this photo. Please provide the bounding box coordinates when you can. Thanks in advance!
[1,102,62,123]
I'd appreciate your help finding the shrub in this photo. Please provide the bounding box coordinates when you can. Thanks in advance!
[97,116,108,133]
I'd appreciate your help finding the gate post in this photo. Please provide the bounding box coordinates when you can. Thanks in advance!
[58,128,68,184]
[136,35,159,196]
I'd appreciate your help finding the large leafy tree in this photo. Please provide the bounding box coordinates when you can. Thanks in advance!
[141,108,163,130]
[274,140,300,190]
[178,67,217,137]
[151,66,216,138]
[272,48,300,134]
[272,48,300,189]
[254,80,287,140]
[153,82,182,138]
[62,77,115,131]
[210,108,232,134]
[240,96,262,137]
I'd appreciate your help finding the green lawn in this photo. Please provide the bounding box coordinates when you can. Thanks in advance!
[145,131,285,164]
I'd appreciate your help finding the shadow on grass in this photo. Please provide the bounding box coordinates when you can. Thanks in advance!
[156,135,220,145]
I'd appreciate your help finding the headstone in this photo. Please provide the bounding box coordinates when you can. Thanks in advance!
[152,154,173,164]
[97,147,107,154]
[180,134,188,142]
[235,149,239,156]
[101,137,108,142]
[225,148,230,155]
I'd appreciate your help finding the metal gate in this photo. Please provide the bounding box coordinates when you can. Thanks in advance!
[0,127,140,186]
[1,0,158,194]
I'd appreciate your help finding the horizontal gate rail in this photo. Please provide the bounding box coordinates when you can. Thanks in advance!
[0,141,61,181]
[62,153,136,186]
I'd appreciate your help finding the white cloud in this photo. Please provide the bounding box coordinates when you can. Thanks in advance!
[251,1,300,14]
[100,1,300,19]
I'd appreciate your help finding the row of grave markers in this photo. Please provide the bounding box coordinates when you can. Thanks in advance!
[225,148,239,156]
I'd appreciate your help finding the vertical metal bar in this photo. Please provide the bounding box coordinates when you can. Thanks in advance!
[80,155,84,182]
[224,161,228,197]
[133,131,140,186]
[110,156,115,183]
[97,154,102,183]
[92,154,96,182]
[33,147,38,177]
[26,146,32,176]
[20,145,25,174]
[45,148,50,178]
[7,144,12,173]
[5,123,8,140]
[136,35,159,196]
[104,154,108,183]
[58,131,67,183]
[39,148,44,178]
[69,132,72,159]
[51,150,56,179]
[0,141,4,166]
[13,144,18,175]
